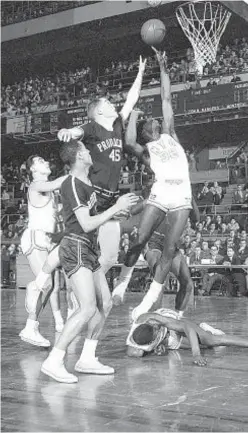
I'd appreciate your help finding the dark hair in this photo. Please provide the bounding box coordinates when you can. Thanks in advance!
[87,98,103,120]
[132,324,154,346]
[60,139,82,166]
[26,155,39,174]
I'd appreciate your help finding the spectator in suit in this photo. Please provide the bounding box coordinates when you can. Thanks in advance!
[202,245,226,295]
[226,237,237,252]
[237,240,248,264]
[219,222,228,235]
[189,246,204,265]
[204,187,215,213]
[201,241,211,259]
[188,240,197,256]
[239,230,247,242]
[195,231,202,246]
[203,215,212,232]
[208,223,218,237]
[118,244,129,264]
[196,222,204,233]
[233,185,245,205]
[222,247,247,297]
[208,245,224,265]
[215,214,223,231]
[214,239,225,256]
[180,234,192,255]
[197,182,209,203]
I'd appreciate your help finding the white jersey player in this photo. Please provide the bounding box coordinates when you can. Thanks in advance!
[19,155,67,347]
[126,308,248,367]
[146,132,191,213]
[112,48,193,319]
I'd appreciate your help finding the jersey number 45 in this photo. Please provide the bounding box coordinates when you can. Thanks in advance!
[109,149,121,162]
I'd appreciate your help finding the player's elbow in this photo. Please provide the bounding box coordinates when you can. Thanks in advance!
[79,220,92,233]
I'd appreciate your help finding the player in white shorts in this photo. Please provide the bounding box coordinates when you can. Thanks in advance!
[112,48,192,320]
[127,308,248,366]
[19,155,67,347]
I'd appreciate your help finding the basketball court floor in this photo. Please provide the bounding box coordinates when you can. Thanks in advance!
[2,289,248,432]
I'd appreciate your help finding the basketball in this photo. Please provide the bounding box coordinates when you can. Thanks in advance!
[141,19,166,46]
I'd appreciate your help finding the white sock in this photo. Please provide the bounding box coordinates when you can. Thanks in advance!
[53,310,64,323]
[35,271,50,291]
[79,339,98,361]
[50,347,66,362]
[139,281,163,310]
[26,318,38,330]
[113,265,134,297]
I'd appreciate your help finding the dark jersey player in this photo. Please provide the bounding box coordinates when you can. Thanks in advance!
[41,140,138,383]
[58,57,147,275]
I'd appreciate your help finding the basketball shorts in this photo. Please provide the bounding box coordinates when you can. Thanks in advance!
[59,234,101,278]
[147,180,192,214]
[21,229,54,256]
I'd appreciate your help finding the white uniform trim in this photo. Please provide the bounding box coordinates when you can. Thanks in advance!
[71,176,88,211]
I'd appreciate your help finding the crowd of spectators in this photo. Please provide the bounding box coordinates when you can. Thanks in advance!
[195,181,226,210]
[1,1,99,26]
[178,216,248,297]
[2,37,248,117]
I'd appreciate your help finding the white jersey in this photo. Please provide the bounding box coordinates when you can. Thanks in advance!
[27,189,57,233]
[146,133,190,184]
[126,308,183,352]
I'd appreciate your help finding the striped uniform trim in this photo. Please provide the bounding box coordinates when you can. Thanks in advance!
[71,176,88,211]
[147,198,192,214]
[94,185,119,198]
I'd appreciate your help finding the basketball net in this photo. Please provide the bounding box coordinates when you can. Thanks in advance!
[176,1,231,75]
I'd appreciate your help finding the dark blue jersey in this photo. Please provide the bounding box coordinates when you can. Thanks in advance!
[61,175,97,241]
[80,116,124,192]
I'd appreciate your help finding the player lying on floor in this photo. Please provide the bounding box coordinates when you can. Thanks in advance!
[126,308,248,366]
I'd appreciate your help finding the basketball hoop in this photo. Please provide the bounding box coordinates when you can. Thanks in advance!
[176,1,231,75]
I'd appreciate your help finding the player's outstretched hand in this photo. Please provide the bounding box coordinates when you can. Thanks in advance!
[115,193,139,212]
[139,56,147,74]
[152,46,166,65]
[193,354,207,367]
[57,128,72,142]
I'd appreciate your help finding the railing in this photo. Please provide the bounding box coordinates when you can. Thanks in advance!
[1,213,23,227]
[197,204,248,218]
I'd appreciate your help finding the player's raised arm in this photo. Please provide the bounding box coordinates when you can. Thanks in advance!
[125,110,150,167]
[120,56,146,122]
[30,175,68,192]
[152,47,178,142]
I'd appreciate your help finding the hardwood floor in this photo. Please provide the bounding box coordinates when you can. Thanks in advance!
[1,289,248,432]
